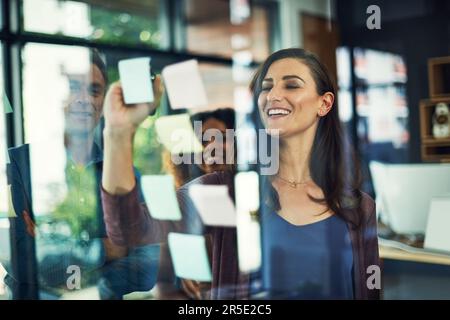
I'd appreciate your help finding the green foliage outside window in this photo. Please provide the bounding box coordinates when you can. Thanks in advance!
[89,6,161,47]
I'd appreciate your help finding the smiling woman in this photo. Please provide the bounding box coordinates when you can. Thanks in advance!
[250,48,379,299]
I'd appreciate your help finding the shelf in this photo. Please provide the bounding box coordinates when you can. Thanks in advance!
[429,56,450,99]
[422,138,450,145]
[380,245,450,266]
[420,56,450,162]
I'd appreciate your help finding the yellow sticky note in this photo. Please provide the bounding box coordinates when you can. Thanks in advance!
[155,114,203,154]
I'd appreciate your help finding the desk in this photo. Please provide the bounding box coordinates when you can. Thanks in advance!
[380,244,450,266]
[379,244,450,299]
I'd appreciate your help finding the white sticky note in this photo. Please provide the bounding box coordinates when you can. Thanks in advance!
[141,175,182,221]
[155,114,203,154]
[188,185,236,227]
[0,262,6,279]
[162,60,208,109]
[118,57,154,104]
[424,197,450,253]
[235,171,261,273]
[168,232,212,282]
[5,147,10,165]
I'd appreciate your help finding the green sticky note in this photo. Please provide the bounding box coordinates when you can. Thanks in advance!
[168,233,212,282]
[2,92,13,114]
[141,175,182,221]
[155,114,203,154]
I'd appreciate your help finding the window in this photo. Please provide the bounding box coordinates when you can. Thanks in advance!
[185,0,271,61]
[23,0,164,48]
[22,44,104,298]
[353,48,409,163]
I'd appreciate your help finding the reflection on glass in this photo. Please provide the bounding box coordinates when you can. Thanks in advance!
[185,0,270,61]
[0,43,12,300]
[353,48,409,196]
[23,44,104,298]
[22,43,160,299]
[23,0,162,48]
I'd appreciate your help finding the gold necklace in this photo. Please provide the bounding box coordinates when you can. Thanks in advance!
[275,175,311,188]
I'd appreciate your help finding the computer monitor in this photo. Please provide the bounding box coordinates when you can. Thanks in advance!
[369,162,450,235]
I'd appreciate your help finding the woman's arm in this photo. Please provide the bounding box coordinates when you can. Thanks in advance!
[101,78,164,246]
[102,78,162,195]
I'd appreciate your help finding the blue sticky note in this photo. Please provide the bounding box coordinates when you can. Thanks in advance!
[141,175,182,221]
[168,233,212,282]
[3,93,13,114]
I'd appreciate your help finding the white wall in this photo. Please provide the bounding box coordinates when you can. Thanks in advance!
[277,0,333,49]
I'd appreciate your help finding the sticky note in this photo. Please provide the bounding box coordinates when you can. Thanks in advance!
[235,171,259,213]
[0,185,17,218]
[235,171,261,273]
[5,147,10,164]
[118,57,154,104]
[162,60,208,109]
[3,92,13,114]
[188,185,236,227]
[0,262,6,279]
[424,197,450,253]
[155,114,203,154]
[168,233,212,282]
[141,175,182,221]
[0,262,7,296]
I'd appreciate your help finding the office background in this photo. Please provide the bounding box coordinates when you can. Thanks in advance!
[1,0,450,299]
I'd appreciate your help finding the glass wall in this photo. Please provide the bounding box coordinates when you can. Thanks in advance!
[0,43,12,300]
[21,43,169,299]
[0,0,276,300]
